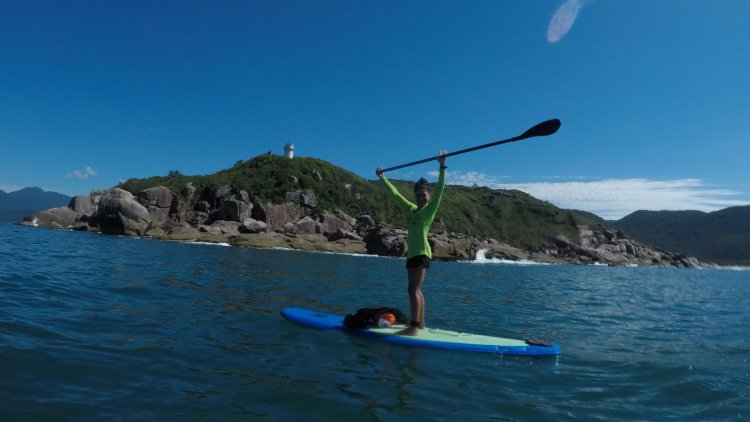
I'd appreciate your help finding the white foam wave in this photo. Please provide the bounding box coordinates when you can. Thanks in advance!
[471,249,549,266]
[714,265,750,272]
[179,240,231,247]
[271,247,389,259]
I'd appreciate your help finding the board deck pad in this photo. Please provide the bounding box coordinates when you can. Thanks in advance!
[281,307,561,356]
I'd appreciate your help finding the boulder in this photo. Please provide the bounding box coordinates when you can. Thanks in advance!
[182,182,196,199]
[285,190,317,208]
[300,191,318,208]
[234,190,251,204]
[364,226,407,257]
[222,199,253,222]
[283,216,318,234]
[69,195,94,213]
[69,222,91,231]
[429,233,483,260]
[241,218,267,234]
[145,226,165,237]
[216,185,232,200]
[21,207,81,229]
[257,202,304,232]
[203,185,232,209]
[483,242,530,262]
[318,210,355,235]
[195,200,211,213]
[199,220,242,236]
[285,192,301,203]
[196,189,254,224]
[327,228,362,242]
[355,215,376,235]
[164,225,202,241]
[89,189,110,208]
[137,186,174,228]
[168,183,197,220]
[137,186,173,208]
[96,188,152,236]
[187,211,209,226]
[537,225,707,267]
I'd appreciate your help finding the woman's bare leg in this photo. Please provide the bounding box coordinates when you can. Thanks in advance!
[407,266,426,334]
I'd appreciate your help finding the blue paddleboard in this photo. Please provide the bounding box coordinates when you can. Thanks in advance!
[281,307,561,356]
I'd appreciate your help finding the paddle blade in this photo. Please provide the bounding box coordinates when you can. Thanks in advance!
[520,119,561,139]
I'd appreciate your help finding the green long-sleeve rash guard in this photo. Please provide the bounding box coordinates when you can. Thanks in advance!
[380,167,446,259]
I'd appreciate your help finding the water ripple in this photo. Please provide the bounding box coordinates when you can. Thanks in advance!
[0,221,748,420]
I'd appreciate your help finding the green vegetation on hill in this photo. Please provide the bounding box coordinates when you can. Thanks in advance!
[121,155,403,223]
[120,154,608,249]
[385,181,599,248]
[612,207,750,265]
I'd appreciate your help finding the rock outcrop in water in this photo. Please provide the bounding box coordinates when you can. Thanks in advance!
[20,183,709,268]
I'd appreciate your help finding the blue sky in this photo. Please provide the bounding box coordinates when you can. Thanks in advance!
[1,1,748,219]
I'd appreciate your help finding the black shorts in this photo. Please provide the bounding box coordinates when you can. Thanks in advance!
[406,255,431,269]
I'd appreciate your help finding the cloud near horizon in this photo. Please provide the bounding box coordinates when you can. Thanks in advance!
[67,166,98,180]
[0,182,22,193]
[428,171,750,220]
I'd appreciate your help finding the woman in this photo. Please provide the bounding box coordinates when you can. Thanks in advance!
[376,152,447,335]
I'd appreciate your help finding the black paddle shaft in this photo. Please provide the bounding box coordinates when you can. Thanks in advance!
[381,119,561,173]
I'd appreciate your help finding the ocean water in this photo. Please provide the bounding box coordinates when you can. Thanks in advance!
[0,219,748,421]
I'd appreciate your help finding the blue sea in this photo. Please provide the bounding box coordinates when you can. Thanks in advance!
[1,219,748,421]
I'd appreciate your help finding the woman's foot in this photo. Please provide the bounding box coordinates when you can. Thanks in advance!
[400,321,421,336]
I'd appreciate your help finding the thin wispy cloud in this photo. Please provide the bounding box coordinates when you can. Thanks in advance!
[67,166,98,179]
[0,182,22,193]
[430,171,750,220]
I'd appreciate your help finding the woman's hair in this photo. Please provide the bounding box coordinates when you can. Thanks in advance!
[414,177,430,193]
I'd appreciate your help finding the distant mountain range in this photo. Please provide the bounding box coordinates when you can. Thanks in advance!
[611,206,750,266]
[0,187,71,221]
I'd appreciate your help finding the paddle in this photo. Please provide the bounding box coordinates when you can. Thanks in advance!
[380,119,561,173]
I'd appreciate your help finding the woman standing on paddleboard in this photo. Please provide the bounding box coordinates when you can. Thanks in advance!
[376,152,447,335]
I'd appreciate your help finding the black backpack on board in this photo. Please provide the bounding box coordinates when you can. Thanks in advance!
[343,307,408,329]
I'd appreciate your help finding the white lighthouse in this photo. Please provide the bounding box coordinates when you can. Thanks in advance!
[284,143,295,159]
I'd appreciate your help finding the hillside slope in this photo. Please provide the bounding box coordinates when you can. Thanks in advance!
[612,207,750,265]
[0,187,70,221]
[120,154,607,250]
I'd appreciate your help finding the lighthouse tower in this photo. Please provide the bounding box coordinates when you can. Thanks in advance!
[284,143,295,159]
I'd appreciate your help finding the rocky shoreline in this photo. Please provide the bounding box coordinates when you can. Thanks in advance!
[21,184,709,268]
